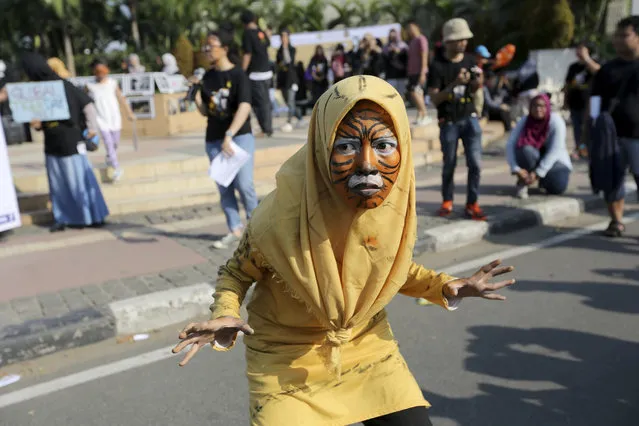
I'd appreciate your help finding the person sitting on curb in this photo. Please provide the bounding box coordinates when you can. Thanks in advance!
[506,93,572,199]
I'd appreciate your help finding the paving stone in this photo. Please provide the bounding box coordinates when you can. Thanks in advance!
[10,297,42,317]
[120,277,151,296]
[0,301,12,314]
[194,262,220,278]
[100,280,136,301]
[37,293,70,317]
[141,275,174,292]
[0,311,21,326]
[59,288,92,310]
[84,291,113,306]
[159,269,190,285]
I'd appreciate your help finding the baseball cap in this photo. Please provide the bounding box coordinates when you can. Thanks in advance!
[475,45,491,58]
[442,18,474,42]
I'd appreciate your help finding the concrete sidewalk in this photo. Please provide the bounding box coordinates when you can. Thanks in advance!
[1,139,629,368]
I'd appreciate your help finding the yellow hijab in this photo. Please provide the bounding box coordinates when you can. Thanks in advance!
[47,57,71,79]
[249,75,416,372]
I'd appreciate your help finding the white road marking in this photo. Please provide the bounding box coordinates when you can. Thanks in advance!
[445,211,639,275]
[1,212,638,408]
[0,346,176,409]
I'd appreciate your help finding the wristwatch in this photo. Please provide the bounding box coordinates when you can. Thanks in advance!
[225,130,234,138]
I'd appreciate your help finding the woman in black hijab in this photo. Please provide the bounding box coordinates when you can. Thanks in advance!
[21,53,109,232]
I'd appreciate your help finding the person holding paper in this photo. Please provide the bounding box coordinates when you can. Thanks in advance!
[195,30,257,250]
[21,53,109,233]
[172,76,516,426]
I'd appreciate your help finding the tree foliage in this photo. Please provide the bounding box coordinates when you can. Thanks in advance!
[0,0,599,75]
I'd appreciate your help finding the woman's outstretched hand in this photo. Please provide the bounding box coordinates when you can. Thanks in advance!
[172,317,254,366]
[443,259,515,301]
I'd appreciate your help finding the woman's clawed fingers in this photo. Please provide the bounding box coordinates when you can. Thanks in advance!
[172,317,254,367]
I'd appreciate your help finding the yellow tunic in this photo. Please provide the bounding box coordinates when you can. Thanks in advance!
[211,233,456,426]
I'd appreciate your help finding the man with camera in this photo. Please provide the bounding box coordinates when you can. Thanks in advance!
[428,18,486,221]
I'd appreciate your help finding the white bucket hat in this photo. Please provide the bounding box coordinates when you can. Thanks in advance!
[443,18,474,42]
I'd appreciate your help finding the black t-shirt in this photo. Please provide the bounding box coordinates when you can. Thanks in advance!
[201,66,252,141]
[309,56,329,87]
[428,53,477,121]
[591,58,639,138]
[564,62,594,111]
[384,47,408,79]
[276,45,298,90]
[242,28,271,74]
[43,80,92,157]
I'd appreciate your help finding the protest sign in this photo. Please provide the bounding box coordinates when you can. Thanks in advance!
[6,81,70,123]
[0,112,22,232]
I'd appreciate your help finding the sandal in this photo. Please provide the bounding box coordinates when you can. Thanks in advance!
[604,220,625,238]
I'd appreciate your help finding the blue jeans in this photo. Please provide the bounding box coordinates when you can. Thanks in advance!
[440,117,483,204]
[570,109,585,149]
[516,145,570,195]
[205,133,258,233]
[604,137,639,202]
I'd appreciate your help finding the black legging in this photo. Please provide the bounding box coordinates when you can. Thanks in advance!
[363,406,433,426]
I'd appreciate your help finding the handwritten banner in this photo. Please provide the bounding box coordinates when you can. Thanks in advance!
[6,81,70,123]
[0,113,21,232]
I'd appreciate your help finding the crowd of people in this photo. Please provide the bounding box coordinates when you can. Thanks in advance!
[1,11,638,244]
[1,6,639,424]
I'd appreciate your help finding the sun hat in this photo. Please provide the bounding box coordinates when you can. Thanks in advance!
[442,18,474,42]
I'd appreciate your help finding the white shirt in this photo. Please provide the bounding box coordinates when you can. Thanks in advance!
[86,78,122,132]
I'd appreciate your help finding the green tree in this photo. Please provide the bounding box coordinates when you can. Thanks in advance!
[328,2,359,29]
[519,0,575,50]
[44,0,82,76]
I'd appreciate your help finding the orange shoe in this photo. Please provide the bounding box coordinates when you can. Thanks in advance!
[465,202,487,221]
[438,201,453,217]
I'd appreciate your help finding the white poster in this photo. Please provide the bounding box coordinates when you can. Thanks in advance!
[6,81,71,123]
[0,113,22,232]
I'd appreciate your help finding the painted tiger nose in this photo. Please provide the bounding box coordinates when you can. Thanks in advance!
[359,161,378,175]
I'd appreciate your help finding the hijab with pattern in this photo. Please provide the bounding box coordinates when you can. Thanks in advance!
[248,75,416,374]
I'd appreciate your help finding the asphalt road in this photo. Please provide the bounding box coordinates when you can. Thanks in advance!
[1,208,638,426]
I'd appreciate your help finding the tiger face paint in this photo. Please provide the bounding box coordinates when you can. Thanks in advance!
[330,100,401,210]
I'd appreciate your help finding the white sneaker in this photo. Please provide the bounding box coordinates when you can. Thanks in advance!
[281,123,293,133]
[295,118,307,129]
[210,233,241,250]
[515,183,529,199]
[112,168,124,183]
[414,117,433,127]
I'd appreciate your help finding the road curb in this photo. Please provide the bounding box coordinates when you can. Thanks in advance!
[417,183,638,253]
[0,285,216,368]
[0,307,116,367]
[107,283,215,335]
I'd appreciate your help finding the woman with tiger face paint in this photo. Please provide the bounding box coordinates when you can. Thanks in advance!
[173,76,516,426]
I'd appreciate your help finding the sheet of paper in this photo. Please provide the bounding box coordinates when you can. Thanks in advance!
[208,141,250,187]
[590,96,601,120]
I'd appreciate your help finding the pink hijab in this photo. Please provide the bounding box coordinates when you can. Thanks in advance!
[517,94,551,150]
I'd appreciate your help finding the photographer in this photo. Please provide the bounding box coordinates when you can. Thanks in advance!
[428,18,486,221]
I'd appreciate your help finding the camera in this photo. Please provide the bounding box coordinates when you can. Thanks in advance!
[469,66,483,81]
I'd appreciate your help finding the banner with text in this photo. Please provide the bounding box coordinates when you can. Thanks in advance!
[0,112,22,232]
[6,81,70,123]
